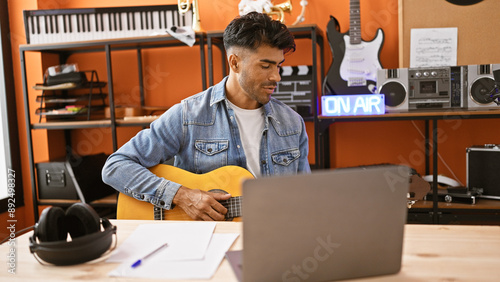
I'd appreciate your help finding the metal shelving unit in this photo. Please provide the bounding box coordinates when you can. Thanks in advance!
[316,109,500,224]
[20,33,207,220]
[34,70,107,122]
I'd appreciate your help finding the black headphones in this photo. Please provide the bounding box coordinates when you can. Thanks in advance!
[445,0,483,5]
[29,203,117,266]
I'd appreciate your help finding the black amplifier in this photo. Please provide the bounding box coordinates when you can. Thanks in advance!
[467,145,500,200]
[36,153,116,202]
[408,66,467,110]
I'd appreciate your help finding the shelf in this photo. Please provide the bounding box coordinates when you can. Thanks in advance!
[409,198,500,224]
[38,193,117,207]
[19,32,205,53]
[116,116,159,126]
[33,82,78,90]
[32,119,112,129]
[34,70,108,122]
[318,108,500,122]
[30,116,164,129]
[36,93,107,103]
[35,106,88,117]
[412,198,500,210]
[205,24,322,39]
[36,104,106,121]
[33,81,107,90]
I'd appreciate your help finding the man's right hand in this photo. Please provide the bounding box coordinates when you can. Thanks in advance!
[172,186,232,221]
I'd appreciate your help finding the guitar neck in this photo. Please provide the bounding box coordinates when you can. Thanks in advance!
[153,196,242,220]
[349,0,361,44]
[154,206,164,220]
[221,196,242,219]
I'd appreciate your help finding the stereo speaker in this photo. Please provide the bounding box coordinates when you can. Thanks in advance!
[467,64,500,109]
[376,68,409,112]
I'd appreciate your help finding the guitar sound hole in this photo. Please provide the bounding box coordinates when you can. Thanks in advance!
[209,189,229,194]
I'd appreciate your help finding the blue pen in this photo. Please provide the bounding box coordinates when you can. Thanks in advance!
[131,242,169,268]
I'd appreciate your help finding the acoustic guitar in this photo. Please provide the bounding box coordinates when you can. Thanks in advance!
[116,164,254,221]
[324,0,384,95]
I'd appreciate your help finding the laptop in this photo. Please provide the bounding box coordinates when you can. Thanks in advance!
[228,165,410,282]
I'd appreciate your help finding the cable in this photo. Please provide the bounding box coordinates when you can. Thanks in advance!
[410,120,464,186]
[0,225,35,245]
[489,93,500,105]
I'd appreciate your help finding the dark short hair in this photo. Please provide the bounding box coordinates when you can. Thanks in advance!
[223,12,296,54]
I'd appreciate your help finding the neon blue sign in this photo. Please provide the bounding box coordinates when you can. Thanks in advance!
[321,94,385,116]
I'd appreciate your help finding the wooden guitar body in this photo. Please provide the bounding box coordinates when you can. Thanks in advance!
[116,165,254,221]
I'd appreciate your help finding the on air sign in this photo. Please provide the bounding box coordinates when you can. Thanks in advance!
[321,94,385,116]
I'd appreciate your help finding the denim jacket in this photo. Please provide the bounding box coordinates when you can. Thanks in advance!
[102,76,310,210]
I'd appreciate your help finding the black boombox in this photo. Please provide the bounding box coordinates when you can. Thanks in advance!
[376,64,500,112]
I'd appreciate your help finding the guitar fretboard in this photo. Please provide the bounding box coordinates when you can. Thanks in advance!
[220,196,242,220]
[153,196,242,221]
[349,0,361,44]
[154,206,164,220]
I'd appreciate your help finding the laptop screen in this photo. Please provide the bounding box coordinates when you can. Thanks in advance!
[240,165,410,282]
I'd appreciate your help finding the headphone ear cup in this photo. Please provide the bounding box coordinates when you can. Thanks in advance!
[36,207,67,242]
[65,203,100,239]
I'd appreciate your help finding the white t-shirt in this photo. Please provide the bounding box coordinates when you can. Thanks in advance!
[227,100,265,177]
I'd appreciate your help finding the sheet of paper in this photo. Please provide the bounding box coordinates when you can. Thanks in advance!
[109,233,239,280]
[410,27,458,68]
[166,26,196,47]
[106,222,216,263]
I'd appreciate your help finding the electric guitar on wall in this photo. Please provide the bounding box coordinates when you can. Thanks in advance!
[116,164,254,221]
[324,0,384,95]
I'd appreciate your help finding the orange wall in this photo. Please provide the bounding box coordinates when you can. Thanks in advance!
[3,0,499,235]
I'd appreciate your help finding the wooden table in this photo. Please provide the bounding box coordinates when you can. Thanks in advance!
[1,220,500,281]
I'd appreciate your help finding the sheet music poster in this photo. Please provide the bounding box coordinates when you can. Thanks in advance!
[410,27,458,68]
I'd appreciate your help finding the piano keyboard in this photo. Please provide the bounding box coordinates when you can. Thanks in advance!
[23,5,193,44]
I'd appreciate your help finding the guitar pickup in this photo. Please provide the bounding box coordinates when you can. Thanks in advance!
[348,77,367,87]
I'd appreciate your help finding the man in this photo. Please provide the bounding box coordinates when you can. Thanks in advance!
[102,12,310,221]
